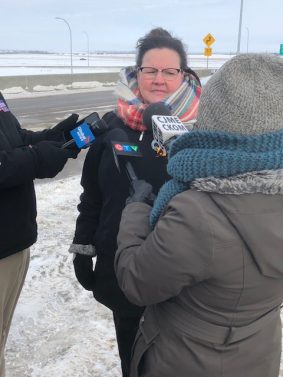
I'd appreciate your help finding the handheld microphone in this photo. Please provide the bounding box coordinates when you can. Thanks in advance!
[142,102,171,131]
[62,112,109,149]
[143,102,194,157]
[107,128,142,184]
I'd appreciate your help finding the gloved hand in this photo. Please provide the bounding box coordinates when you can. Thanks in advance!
[126,179,156,206]
[73,254,95,291]
[32,140,78,179]
[48,113,79,142]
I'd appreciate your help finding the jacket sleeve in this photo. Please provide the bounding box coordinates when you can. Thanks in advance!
[0,146,38,189]
[0,98,63,188]
[17,125,56,145]
[115,192,213,306]
[72,137,105,245]
[70,140,103,291]
[8,111,54,145]
[0,112,50,188]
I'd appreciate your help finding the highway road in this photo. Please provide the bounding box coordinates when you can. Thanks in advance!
[6,89,117,181]
[6,89,117,129]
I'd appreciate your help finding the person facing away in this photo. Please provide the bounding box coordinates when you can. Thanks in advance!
[114,53,283,377]
[0,92,80,377]
[68,27,201,377]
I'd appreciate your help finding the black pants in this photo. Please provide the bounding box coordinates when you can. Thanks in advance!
[113,312,142,377]
[92,257,144,376]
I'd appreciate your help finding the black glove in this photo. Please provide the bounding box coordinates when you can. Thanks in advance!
[48,113,79,142]
[73,254,95,291]
[32,140,78,178]
[126,179,156,206]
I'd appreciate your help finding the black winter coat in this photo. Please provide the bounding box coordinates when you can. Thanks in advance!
[0,92,62,259]
[72,111,169,315]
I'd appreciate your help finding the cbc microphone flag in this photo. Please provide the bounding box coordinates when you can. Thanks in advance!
[70,123,95,148]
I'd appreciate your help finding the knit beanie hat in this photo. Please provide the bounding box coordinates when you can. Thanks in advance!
[196,53,283,135]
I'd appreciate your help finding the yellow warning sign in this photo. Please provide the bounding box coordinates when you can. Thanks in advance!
[204,47,212,57]
[203,33,215,47]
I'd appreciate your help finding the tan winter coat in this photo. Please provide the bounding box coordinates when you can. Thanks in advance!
[115,189,283,377]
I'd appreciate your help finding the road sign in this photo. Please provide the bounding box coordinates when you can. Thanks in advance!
[204,47,212,57]
[280,44,283,55]
[203,33,215,47]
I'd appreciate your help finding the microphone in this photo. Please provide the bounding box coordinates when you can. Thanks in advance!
[143,102,193,157]
[62,112,109,149]
[107,128,142,184]
[142,102,171,131]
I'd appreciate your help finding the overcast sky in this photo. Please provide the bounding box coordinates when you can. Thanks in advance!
[1,0,282,54]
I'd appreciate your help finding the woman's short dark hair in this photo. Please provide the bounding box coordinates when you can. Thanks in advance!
[136,27,188,70]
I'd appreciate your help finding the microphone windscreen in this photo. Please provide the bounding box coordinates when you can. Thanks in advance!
[142,102,171,131]
[104,127,129,143]
[89,118,109,135]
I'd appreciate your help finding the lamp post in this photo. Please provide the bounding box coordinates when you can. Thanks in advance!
[83,31,90,67]
[246,27,250,53]
[236,0,244,54]
[56,17,73,74]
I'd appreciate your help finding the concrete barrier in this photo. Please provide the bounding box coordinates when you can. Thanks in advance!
[0,69,212,91]
[0,72,119,91]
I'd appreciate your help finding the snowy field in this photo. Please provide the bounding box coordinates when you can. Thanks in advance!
[0,53,232,76]
[5,175,283,377]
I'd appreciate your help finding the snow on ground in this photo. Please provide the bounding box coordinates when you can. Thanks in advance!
[0,53,135,76]
[6,176,121,377]
[0,53,232,76]
[3,83,116,100]
[4,175,283,377]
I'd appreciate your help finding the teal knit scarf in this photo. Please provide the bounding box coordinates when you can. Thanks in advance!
[150,129,283,227]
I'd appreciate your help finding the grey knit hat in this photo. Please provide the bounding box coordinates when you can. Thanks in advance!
[196,53,283,135]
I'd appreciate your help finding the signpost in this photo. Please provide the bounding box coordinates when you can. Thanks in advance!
[280,44,283,55]
[203,33,215,68]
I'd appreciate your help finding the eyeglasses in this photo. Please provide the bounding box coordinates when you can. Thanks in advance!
[138,67,182,81]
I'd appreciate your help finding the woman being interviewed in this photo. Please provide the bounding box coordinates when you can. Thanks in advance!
[69,27,201,377]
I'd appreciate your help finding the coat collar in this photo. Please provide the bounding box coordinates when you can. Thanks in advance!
[191,169,283,195]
